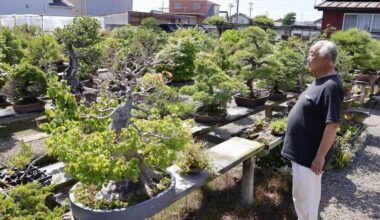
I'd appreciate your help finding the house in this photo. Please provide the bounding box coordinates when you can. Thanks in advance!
[169,0,220,24]
[0,0,73,16]
[230,13,252,25]
[66,0,133,16]
[315,1,380,38]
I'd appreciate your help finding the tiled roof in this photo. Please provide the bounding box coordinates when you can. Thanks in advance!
[315,1,380,10]
[49,0,73,7]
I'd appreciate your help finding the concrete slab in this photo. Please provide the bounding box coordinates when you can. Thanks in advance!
[207,137,264,174]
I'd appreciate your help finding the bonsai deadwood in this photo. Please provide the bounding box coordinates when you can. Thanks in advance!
[63,44,83,94]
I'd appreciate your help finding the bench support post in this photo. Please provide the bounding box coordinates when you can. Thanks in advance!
[241,156,256,208]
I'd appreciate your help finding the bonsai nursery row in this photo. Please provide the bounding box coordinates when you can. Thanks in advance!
[0,16,379,219]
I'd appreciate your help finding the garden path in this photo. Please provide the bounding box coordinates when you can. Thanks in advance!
[320,108,380,220]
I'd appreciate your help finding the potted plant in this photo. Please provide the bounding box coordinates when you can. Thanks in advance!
[230,26,274,107]
[4,63,47,113]
[269,117,287,136]
[156,28,213,85]
[264,37,305,100]
[41,28,192,220]
[180,53,248,124]
[335,49,354,97]
[176,142,211,175]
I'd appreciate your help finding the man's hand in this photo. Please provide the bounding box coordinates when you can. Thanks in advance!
[311,155,325,175]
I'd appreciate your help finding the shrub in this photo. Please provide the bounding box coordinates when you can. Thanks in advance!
[141,17,160,31]
[0,27,24,65]
[4,63,47,104]
[220,30,242,43]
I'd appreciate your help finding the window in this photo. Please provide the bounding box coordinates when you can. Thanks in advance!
[372,15,380,33]
[193,3,201,11]
[175,3,182,9]
[343,13,380,33]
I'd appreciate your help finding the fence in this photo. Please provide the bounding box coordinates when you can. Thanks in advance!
[0,14,106,32]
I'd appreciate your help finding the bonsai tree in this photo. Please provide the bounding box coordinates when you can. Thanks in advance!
[252,15,274,29]
[229,26,274,98]
[22,34,64,72]
[204,15,229,36]
[282,12,296,26]
[269,117,287,135]
[331,28,378,71]
[156,28,214,82]
[180,53,247,114]
[156,35,197,82]
[41,28,192,209]
[54,17,102,93]
[282,12,296,36]
[4,63,47,105]
[263,37,305,94]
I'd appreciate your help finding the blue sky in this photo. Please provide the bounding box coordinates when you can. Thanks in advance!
[133,0,324,22]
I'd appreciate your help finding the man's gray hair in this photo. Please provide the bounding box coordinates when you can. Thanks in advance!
[314,40,337,64]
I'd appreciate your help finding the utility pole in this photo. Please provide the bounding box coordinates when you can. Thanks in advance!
[229,3,234,21]
[249,2,253,18]
[236,0,240,25]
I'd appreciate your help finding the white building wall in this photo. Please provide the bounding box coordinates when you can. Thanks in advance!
[0,0,71,16]
[84,0,132,16]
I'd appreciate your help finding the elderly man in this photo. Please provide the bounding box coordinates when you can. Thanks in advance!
[281,40,344,220]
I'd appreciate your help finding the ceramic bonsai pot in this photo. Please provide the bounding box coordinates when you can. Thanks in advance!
[234,95,269,108]
[13,101,45,113]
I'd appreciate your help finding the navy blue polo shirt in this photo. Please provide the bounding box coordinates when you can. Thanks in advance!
[281,74,344,168]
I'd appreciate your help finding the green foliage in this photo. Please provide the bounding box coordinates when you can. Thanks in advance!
[269,117,287,134]
[229,26,274,95]
[0,72,7,90]
[331,28,376,70]
[22,34,64,71]
[266,28,277,42]
[141,17,160,31]
[4,63,47,104]
[138,74,196,118]
[252,15,274,27]
[220,30,242,43]
[0,182,65,220]
[171,28,214,52]
[282,12,296,26]
[176,142,211,174]
[180,54,248,111]
[54,16,103,79]
[9,141,33,169]
[0,27,24,65]
[156,36,197,82]
[204,16,228,26]
[42,74,192,187]
[336,48,354,82]
[264,38,305,91]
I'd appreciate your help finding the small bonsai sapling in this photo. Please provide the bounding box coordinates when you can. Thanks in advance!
[180,54,248,114]
[4,63,47,105]
[269,117,287,136]
[176,141,211,175]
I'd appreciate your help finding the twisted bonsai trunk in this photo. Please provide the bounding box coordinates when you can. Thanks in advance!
[63,45,83,94]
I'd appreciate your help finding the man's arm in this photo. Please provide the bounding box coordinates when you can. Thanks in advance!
[311,122,339,175]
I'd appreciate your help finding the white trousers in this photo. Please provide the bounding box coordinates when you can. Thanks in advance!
[291,161,322,220]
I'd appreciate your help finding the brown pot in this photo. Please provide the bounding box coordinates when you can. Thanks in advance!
[343,86,352,97]
[355,74,376,83]
[344,110,370,124]
[234,95,269,108]
[268,93,287,101]
[186,167,204,175]
[13,101,45,113]
[341,98,355,113]
[193,109,227,124]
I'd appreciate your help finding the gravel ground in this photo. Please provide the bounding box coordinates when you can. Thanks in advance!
[319,108,380,220]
